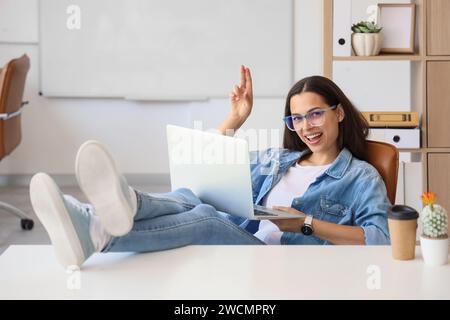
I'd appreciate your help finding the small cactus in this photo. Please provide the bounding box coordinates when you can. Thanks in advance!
[420,192,448,239]
[351,21,382,33]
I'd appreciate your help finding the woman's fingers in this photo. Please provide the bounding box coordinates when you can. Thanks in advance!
[233,85,241,97]
[245,67,253,93]
[239,65,246,89]
[230,65,251,104]
[230,89,241,101]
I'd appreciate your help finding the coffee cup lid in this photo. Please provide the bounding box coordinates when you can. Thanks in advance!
[388,205,419,220]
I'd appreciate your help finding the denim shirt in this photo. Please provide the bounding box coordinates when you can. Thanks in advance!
[249,147,391,245]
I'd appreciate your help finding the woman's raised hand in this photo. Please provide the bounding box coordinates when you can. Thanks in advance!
[229,65,253,123]
[217,65,254,135]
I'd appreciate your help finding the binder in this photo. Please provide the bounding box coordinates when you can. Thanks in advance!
[333,0,352,56]
[362,111,419,128]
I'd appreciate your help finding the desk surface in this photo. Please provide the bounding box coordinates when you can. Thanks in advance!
[0,245,449,299]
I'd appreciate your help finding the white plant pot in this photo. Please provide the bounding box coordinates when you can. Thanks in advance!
[351,33,383,56]
[420,235,449,266]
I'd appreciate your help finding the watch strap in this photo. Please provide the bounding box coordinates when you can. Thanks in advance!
[304,215,313,226]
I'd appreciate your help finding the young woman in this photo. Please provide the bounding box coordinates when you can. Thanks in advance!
[30,65,390,269]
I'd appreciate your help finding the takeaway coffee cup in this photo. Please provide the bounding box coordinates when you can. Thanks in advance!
[387,205,419,260]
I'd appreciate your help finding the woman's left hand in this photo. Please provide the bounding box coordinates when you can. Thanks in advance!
[270,206,306,233]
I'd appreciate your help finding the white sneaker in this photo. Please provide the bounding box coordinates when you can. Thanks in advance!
[75,140,137,236]
[29,173,96,268]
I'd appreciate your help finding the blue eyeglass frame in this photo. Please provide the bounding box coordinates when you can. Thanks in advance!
[283,104,338,130]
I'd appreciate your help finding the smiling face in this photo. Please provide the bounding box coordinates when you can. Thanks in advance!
[283,76,369,163]
[289,92,344,159]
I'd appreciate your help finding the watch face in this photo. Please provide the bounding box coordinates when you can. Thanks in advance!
[301,225,313,236]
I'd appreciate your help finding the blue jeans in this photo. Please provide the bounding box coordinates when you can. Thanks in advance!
[103,188,264,253]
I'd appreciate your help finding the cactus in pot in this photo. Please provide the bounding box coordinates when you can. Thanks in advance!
[351,21,383,56]
[421,192,448,238]
[420,192,449,266]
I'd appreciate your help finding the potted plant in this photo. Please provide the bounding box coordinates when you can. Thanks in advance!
[420,192,449,266]
[351,21,383,56]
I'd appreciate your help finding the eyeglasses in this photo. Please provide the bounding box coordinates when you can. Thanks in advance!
[283,105,337,131]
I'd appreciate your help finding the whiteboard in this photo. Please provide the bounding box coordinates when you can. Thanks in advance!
[39,0,293,99]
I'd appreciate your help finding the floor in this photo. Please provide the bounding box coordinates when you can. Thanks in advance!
[0,185,170,255]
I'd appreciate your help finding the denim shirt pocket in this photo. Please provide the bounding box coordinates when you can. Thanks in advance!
[319,197,350,223]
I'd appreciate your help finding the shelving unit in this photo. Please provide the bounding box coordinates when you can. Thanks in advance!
[333,54,422,61]
[323,0,450,216]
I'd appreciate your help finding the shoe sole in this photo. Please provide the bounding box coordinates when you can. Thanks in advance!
[29,173,85,268]
[75,140,133,236]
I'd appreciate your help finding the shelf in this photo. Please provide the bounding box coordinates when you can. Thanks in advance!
[398,148,425,153]
[333,54,422,61]
[425,56,450,61]
[424,148,450,153]
[398,148,450,153]
[324,0,450,203]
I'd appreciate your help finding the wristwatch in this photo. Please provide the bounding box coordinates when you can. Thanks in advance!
[301,215,314,236]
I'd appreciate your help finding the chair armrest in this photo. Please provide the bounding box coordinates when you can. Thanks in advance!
[0,101,29,120]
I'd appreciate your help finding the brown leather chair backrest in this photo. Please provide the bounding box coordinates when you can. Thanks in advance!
[0,54,30,160]
[365,140,399,204]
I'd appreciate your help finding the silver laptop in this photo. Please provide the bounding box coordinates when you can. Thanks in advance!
[166,125,304,220]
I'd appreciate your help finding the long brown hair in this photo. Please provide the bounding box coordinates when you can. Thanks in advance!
[282,75,369,161]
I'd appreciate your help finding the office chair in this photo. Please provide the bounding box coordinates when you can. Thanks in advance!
[365,140,399,204]
[0,54,34,230]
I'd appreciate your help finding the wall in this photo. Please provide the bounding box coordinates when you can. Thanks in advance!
[0,0,422,179]
[0,0,323,180]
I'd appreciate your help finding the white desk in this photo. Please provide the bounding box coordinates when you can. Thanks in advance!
[0,245,449,299]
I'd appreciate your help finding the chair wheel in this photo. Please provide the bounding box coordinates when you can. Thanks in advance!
[21,219,34,230]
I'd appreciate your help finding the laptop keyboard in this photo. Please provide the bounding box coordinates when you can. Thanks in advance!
[253,205,278,216]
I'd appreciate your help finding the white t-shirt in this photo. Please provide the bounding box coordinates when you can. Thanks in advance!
[254,162,331,244]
